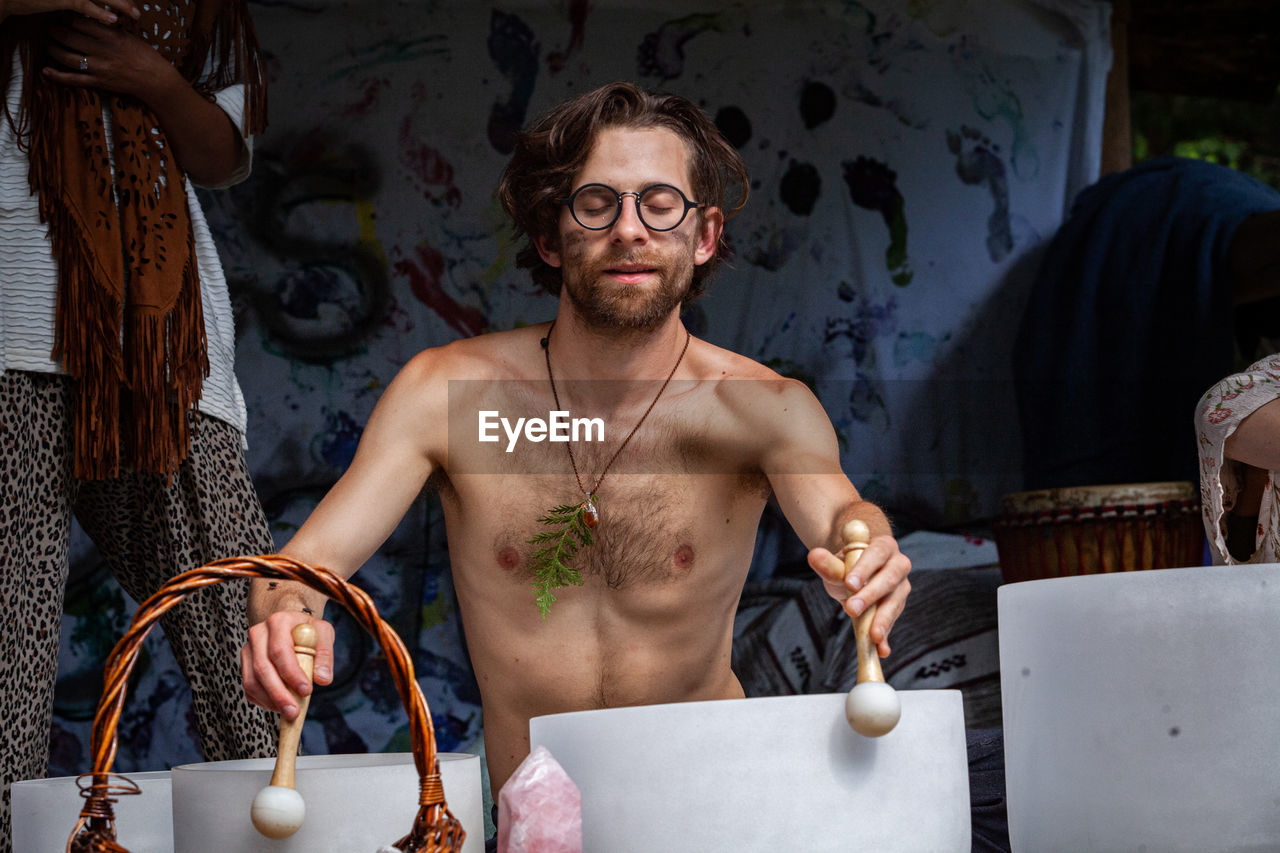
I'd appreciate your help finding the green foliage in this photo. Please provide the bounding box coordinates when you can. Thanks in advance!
[1171,137,1249,169]
[1131,87,1280,191]
[528,502,593,618]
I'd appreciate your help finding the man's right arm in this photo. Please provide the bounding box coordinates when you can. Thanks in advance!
[242,349,449,718]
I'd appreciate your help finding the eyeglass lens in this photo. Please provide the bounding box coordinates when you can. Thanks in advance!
[571,185,692,231]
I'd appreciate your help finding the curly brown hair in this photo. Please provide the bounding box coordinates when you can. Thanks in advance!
[497,82,749,298]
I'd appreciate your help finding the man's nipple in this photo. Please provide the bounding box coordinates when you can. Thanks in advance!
[497,546,521,572]
[673,544,695,570]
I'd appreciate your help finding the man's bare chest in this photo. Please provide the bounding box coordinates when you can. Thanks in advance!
[438,458,767,598]
[441,381,769,584]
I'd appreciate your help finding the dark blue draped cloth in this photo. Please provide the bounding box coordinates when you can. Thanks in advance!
[1014,157,1280,490]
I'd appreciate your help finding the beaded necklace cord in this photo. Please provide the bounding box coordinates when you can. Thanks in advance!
[526,322,691,616]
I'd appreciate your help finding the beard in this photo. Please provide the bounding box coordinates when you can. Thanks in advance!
[558,236,696,332]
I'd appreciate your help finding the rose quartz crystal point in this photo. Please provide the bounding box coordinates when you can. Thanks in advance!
[496,745,583,853]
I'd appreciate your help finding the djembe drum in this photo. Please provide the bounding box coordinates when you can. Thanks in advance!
[993,481,1205,584]
[65,555,465,853]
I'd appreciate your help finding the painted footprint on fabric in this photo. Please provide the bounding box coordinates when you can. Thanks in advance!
[637,11,731,80]
[842,155,914,287]
[487,10,540,154]
[946,125,1013,263]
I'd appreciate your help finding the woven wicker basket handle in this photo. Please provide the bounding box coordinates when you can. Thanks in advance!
[66,554,465,853]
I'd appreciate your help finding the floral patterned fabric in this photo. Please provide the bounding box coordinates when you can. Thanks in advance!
[1196,354,1280,564]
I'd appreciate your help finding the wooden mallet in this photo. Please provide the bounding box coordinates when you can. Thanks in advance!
[840,519,901,737]
[250,622,317,838]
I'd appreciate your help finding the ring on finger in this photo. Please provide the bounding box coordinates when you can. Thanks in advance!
[79,55,89,72]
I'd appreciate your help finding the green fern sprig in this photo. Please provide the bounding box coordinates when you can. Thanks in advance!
[528,501,594,618]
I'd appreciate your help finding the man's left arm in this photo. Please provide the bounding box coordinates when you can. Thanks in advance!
[756,380,911,658]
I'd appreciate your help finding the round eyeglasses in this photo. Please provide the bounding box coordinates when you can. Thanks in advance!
[560,183,705,232]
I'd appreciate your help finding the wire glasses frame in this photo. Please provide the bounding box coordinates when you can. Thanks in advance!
[559,183,705,232]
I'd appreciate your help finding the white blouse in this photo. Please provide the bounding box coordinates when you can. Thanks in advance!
[0,52,253,437]
[1196,354,1280,564]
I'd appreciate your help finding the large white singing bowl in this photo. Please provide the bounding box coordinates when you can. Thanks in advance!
[999,563,1280,852]
[529,691,970,852]
[170,752,483,853]
[11,770,173,852]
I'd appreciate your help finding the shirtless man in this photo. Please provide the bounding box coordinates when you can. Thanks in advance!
[241,81,913,798]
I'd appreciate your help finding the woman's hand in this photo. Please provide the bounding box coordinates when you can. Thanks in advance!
[37,11,247,185]
[0,0,139,26]
[43,15,179,101]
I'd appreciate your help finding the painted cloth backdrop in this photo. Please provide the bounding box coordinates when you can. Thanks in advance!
[50,0,1110,788]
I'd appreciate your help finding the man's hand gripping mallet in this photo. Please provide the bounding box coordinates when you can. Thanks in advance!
[250,622,316,838]
[840,519,901,737]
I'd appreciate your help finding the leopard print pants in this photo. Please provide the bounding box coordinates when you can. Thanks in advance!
[0,371,277,851]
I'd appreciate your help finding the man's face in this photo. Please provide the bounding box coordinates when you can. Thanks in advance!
[536,126,722,331]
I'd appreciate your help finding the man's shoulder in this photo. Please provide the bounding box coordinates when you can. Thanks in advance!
[400,324,551,385]
[690,339,810,398]
[691,338,785,381]
[685,339,823,429]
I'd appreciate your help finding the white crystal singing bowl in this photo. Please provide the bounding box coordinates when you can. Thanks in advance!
[170,752,483,853]
[999,563,1280,852]
[12,770,174,852]
[530,691,970,852]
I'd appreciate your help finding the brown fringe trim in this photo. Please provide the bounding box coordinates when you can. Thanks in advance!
[187,0,268,135]
[8,2,266,141]
[10,1,254,480]
[60,258,125,482]
[1,16,41,147]
[34,83,208,481]
[123,233,209,480]
[23,57,76,197]
[38,94,127,481]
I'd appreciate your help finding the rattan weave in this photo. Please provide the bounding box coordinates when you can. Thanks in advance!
[65,554,465,852]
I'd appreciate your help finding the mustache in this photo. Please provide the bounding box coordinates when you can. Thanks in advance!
[595,251,665,269]
[560,236,667,271]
